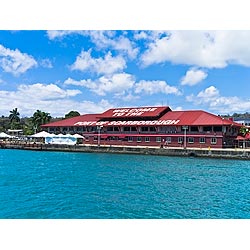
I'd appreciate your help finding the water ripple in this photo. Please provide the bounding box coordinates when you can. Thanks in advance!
[0,150,250,218]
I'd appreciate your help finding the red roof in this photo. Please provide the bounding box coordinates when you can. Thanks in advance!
[160,110,241,126]
[237,133,250,140]
[98,106,171,119]
[41,114,100,127]
[246,133,250,139]
[236,135,245,140]
[41,108,241,128]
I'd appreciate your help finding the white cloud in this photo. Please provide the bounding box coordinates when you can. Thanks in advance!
[17,83,81,100]
[172,106,183,111]
[186,85,250,114]
[134,80,181,95]
[0,44,37,75]
[64,78,96,88]
[181,68,207,86]
[141,31,250,69]
[0,83,112,117]
[196,86,219,99]
[71,50,126,75]
[65,73,135,96]
[114,92,140,102]
[91,31,139,59]
[40,58,53,68]
[47,30,138,59]
[85,31,142,59]
[112,36,138,59]
[133,31,149,40]
[47,30,111,40]
[47,30,86,40]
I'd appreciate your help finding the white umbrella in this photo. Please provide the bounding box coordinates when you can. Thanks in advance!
[57,133,66,137]
[72,133,84,139]
[0,132,12,138]
[31,131,52,138]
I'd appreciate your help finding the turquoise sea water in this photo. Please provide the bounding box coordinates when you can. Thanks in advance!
[0,149,250,218]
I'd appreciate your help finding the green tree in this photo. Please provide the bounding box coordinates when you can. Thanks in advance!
[32,110,52,132]
[239,126,249,136]
[22,117,35,135]
[65,110,80,119]
[9,108,21,129]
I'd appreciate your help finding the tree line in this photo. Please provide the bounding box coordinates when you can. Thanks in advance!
[0,109,80,135]
[221,112,250,120]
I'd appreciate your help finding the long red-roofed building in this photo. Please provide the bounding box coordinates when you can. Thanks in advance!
[41,106,241,148]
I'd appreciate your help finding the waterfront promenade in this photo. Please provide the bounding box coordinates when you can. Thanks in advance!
[1,141,250,160]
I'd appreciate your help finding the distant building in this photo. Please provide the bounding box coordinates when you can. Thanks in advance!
[234,119,250,127]
[7,129,23,137]
[42,106,241,149]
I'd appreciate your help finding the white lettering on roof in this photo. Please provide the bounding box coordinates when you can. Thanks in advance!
[106,120,180,126]
[73,120,180,126]
[112,107,159,117]
[74,121,97,126]
[74,121,109,126]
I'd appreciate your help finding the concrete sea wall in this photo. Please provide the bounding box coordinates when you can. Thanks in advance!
[2,143,250,160]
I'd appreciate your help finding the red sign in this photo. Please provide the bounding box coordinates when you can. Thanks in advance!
[99,106,170,119]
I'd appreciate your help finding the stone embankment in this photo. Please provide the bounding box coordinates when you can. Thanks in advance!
[1,142,250,160]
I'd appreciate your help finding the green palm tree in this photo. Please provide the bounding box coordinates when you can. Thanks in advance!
[32,110,51,132]
[9,108,20,129]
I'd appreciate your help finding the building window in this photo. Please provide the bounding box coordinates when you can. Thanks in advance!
[87,127,96,132]
[111,136,118,141]
[178,137,183,143]
[128,136,133,142]
[107,127,113,131]
[131,127,137,132]
[124,127,130,132]
[149,127,156,132]
[190,126,199,132]
[159,126,167,133]
[107,126,120,132]
[211,137,217,144]
[166,137,172,143]
[203,126,212,132]
[188,137,194,143]
[137,137,142,142]
[156,137,161,143]
[76,127,82,132]
[114,127,119,132]
[214,126,222,132]
[141,127,149,132]
[145,137,150,142]
[199,137,206,144]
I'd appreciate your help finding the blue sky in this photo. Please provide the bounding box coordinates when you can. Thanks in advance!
[1,30,250,117]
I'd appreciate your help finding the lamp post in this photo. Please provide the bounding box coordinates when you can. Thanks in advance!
[97,125,103,147]
[182,126,188,149]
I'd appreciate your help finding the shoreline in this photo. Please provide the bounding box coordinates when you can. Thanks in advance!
[1,142,250,160]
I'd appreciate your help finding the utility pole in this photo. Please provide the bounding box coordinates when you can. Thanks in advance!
[97,125,103,147]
